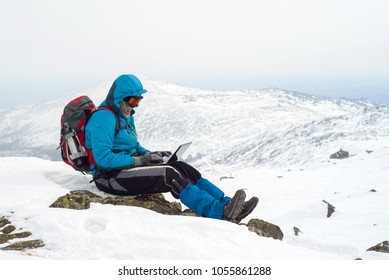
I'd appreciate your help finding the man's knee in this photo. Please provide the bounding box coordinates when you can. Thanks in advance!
[165,167,191,198]
[169,161,201,182]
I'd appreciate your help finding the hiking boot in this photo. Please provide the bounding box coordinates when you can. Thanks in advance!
[222,189,246,222]
[234,196,259,223]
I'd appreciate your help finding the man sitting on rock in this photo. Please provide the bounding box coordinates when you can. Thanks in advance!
[85,74,258,223]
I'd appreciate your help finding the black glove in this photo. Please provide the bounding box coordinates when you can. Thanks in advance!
[150,151,172,157]
[133,153,163,167]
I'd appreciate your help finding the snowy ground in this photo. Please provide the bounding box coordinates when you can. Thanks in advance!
[0,78,388,280]
[1,137,388,260]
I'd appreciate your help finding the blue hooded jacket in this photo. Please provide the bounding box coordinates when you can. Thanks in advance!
[85,74,149,176]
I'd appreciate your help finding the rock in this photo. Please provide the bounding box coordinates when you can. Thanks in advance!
[50,190,183,215]
[293,226,303,236]
[70,190,102,201]
[0,215,45,252]
[220,176,234,181]
[330,149,349,159]
[182,209,200,217]
[366,150,373,154]
[2,240,45,251]
[322,200,336,218]
[0,217,11,228]
[2,225,16,234]
[50,192,91,210]
[98,193,182,215]
[0,231,32,244]
[246,219,284,241]
[367,241,389,253]
[369,189,377,192]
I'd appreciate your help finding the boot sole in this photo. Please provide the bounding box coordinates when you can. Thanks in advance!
[226,190,246,221]
[235,197,259,223]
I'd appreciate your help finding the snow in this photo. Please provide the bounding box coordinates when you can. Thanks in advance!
[0,77,388,264]
[0,144,388,260]
[0,157,338,260]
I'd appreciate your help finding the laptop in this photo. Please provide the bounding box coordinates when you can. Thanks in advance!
[159,142,192,164]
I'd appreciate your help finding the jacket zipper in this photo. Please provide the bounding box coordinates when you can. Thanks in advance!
[125,124,137,145]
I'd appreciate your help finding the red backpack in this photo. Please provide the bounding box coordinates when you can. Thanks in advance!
[58,96,119,174]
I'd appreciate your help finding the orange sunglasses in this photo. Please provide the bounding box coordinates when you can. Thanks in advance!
[125,95,143,107]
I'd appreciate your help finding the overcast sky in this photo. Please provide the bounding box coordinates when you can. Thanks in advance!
[1,0,388,108]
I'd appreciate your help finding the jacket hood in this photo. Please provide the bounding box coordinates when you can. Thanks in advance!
[105,74,147,112]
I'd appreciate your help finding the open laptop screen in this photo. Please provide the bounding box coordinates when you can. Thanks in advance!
[166,142,192,163]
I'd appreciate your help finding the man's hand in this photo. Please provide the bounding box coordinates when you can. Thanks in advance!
[133,153,163,167]
[151,151,172,157]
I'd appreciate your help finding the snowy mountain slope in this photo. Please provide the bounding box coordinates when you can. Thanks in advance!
[0,77,388,171]
[0,77,388,260]
[0,139,388,260]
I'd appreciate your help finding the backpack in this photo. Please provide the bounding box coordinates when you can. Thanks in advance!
[58,95,120,174]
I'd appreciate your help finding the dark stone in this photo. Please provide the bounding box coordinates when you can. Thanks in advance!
[2,225,16,234]
[182,209,200,217]
[246,219,284,241]
[367,241,389,253]
[220,176,234,181]
[50,192,91,210]
[330,149,349,159]
[70,190,102,200]
[0,216,45,252]
[293,226,303,236]
[98,193,182,215]
[50,190,183,215]
[0,217,11,228]
[0,231,32,244]
[323,200,336,218]
[2,240,45,251]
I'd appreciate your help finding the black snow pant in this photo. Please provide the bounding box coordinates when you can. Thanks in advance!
[94,161,201,196]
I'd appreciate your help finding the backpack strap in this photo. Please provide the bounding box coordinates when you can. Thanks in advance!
[86,106,121,178]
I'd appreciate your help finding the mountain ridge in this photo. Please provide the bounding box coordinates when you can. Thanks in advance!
[0,77,388,170]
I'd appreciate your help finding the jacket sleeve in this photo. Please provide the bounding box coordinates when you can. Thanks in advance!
[135,142,150,155]
[87,110,134,170]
